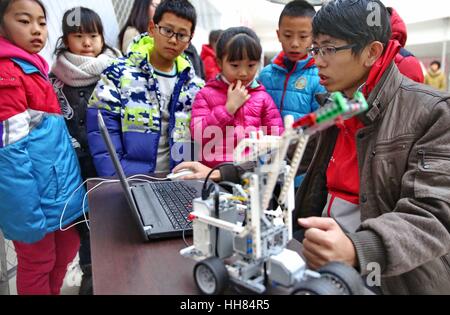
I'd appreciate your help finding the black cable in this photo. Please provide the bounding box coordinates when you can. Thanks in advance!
[216,181,238,194]
[263,262,269,287]
[202,162,235,200]
[201,164,232,257]
[212,183,220,257]
[201,164,245,257]
[182,167,235,250]
[218,181,239,189]
[199,181,222,256]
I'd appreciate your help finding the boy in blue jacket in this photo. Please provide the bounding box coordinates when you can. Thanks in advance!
[258,0,325,187]
[259,0,325,121]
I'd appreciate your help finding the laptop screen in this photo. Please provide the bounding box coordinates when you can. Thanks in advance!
[97,111,140,216]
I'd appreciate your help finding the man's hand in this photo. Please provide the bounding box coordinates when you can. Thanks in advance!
[298,217,357,270]
[226,80,251,115]
[172,162,221,181]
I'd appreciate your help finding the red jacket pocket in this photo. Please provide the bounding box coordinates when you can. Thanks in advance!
[0,74,21,88]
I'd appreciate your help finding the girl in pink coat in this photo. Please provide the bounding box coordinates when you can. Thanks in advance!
[191,27,284,168]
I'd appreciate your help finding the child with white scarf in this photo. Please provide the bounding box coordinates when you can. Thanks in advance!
[49,6,121,295]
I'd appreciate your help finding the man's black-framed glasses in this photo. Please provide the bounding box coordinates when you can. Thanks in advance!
[308,43,357,58]
[155,24,192,43]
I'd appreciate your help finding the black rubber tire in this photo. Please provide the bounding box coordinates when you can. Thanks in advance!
[318,262,365,295]
[194,257,229,295]
[291,277,346,295]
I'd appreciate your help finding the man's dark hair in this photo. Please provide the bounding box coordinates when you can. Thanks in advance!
[216,26,262,63]
[430,60,441,69]
[209,29,222,46]
[153,0,197,34]
[278,0,316,26]
[313,0,391,55]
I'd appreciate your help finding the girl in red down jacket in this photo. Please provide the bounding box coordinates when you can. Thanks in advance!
[0,0,86,295]
[191,27,284,168]
[200,29,222,82]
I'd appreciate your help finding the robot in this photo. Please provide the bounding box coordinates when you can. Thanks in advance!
[180,92,369,295]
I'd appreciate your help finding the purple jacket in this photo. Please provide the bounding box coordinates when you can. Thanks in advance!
[191,78,284,167]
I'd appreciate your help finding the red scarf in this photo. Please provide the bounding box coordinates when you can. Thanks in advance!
[362,40,401,97]
[0,36,49,78]
[327,40,401,205]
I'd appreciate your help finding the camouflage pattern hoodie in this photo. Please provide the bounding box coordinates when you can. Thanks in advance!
[87,34,204,176]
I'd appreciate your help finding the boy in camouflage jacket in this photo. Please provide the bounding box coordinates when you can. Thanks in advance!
[87,0,204,176]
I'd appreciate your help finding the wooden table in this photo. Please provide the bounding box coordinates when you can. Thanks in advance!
[88,180,305,295]
[88,180,198,295]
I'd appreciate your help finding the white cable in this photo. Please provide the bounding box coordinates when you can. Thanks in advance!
[59,177,96,232]
[60,178,118,232]
[59,174,171,232]
[128,174,170,181]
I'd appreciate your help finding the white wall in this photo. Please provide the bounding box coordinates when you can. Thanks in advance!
[207,0,450,56]
[40,0,225,67]
[381,0,450,24]
[40,0,120,67]
[190,0,221,55]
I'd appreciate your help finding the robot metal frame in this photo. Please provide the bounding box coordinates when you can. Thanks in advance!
[180,92,369,295]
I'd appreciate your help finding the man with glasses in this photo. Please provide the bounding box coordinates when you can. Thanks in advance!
[294,0,450,294]
[87,0,204,177]
[176,0,450,295]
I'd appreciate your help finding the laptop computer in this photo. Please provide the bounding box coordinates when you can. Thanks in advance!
[97,111,206,241]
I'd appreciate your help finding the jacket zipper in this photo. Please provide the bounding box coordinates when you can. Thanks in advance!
[370,135,416,156]
[441,255,450,278]
[418,150,429,169]
[417,150,450,169]
[279,63,298,113]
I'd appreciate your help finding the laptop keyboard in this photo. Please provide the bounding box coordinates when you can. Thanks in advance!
[148,182,197,230]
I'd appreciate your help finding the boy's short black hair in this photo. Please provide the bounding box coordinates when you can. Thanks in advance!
[278,0,316,26]
[430,60,441,69]
[153,0,197,34]
[216,26,262,62]
[313,0,391,55]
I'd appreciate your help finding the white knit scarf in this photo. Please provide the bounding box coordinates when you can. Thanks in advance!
[51,48,121,87]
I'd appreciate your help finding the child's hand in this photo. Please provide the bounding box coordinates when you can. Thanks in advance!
[226,80,251,115]
[172,162,221,181]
